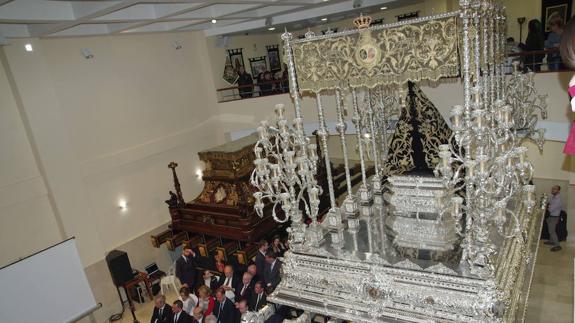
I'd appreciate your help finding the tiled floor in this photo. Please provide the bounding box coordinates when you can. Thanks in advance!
[525,240,574,323]
[116,287,179,323]
[116,241,574,323]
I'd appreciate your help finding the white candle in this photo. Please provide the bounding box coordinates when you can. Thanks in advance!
[477,155,488,173]
[293,117,303,132]
[275,104,285,119]
[284,151,295,165]
[452,196,463,215]
[473,109,485,129]
[465,160,476,178]
[272,165,280,179]
[439,151,451,168]
[450,105,463,129]
[308,144,317,159]
[524,185,535,202]
[309,187,319,202]
[278,119,288,134]
[255,147,262,159]
[515,147,527,164]
[257,126,267,141]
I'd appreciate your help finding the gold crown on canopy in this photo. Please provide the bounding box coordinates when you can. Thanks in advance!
[354,13,372,30]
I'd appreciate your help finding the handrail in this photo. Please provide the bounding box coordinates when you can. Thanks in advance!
[216,49,572,102]
[508,47,559,57]
[217,79,286,92]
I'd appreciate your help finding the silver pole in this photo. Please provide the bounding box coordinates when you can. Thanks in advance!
[315,92,336,208]
[335,89,354,198]
[351,89,368,185]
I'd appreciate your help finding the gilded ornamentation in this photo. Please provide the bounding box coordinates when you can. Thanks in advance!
[292,17,459,91]
[382,82,452,176]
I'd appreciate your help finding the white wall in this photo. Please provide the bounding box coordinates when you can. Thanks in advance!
[0,50,63,267]
[0,30,223,268]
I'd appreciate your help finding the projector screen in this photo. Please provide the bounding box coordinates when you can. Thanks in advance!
[0,238,99,323]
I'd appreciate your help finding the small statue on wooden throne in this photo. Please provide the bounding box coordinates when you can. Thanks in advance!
[165,191,180,208]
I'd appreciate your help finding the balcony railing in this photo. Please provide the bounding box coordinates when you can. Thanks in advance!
[506,47,572,73]
[217,48,572,103]
[217,79,289,102]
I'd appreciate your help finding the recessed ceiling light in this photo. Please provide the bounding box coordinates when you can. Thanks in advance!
[380,6,388,10]
[321,17,328,21]
[268,27,276,31]
[24,43,33,52]
[211,19,217,24]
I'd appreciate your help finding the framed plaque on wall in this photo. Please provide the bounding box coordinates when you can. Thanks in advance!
[266,45,282,72]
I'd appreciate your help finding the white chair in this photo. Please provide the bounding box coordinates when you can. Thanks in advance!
[160,264,179,295]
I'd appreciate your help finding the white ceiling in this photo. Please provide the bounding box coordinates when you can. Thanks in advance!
[0,0,410,39]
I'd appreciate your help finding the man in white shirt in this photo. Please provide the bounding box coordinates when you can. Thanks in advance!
[546,185,565,251]
[201,270,220,290]
[221,265,237,301]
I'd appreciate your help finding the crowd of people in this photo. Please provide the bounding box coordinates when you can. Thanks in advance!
[151,236,288,323]
[506,13,567,72]
[236,65,289,99]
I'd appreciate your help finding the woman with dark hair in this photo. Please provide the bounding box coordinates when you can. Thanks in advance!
[560,18,575,155]
[519,19,545,71]
[271,235,286,257]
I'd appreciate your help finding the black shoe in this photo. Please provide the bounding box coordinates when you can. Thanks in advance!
[544,241,554,245]
[550,246,562,252]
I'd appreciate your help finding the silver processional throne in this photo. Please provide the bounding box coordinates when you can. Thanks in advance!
[250,1,548,322]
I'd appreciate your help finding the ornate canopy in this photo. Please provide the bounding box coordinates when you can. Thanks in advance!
[291,15,459,92]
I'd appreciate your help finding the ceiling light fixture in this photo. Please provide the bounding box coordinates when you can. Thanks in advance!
[268,27,276,31]
[211,19,217,24]
[321,17,328,21]
[24,43,33,52]
[380,6,388,10]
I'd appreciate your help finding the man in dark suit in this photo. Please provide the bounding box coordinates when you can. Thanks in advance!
[175,245,198,288]
[247,263,259,285]
[214,287,239,323]
[172,300,193,323]
[263,252,282,292]
[255,240,269,281]
[248,281,267,312]
[150,294,173,323]
[237,272,254,301]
